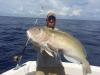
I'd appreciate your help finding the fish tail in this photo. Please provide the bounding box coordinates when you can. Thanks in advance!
[82,60,91,75]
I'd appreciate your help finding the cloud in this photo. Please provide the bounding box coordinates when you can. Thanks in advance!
[0,0,100,20]
[71,9,81,16]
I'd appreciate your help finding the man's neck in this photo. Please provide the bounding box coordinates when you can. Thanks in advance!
[46,26,55,30]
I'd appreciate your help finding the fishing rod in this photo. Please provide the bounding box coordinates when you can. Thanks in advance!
[13,19,38,69]
[13,38,30,69]
[14,6,45,69]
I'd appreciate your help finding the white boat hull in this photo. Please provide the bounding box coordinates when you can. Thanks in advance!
[1,61,100,75]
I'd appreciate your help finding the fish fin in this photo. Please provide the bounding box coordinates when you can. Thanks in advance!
[40,46,45,53]
[82,60,91,75]
[41,44,54,57]
[40,43,59,57]
[83,49,87,57]
[47,43,59,56]
[44,49,54,57]
[64,55,80,64]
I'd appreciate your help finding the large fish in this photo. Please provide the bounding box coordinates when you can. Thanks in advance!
[27,26,91,75]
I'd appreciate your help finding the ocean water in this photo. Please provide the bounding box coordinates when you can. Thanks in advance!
[0,16,100,73]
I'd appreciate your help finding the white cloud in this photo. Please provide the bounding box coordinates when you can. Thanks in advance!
[59,7,70,16]
[71,9,81,16]
[0,0,100,20]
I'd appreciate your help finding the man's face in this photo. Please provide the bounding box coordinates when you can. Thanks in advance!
[47,19,56,28]
[47,16,56,28]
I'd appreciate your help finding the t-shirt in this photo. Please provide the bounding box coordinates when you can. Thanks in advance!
[37,50,62,67]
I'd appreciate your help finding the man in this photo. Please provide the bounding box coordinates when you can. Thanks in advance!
[36,12,65,75]
[46,12,56,29]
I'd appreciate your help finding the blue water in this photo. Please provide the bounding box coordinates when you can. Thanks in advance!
[0,16,100,73]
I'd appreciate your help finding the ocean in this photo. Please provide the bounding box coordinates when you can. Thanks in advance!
[0,16,100,73]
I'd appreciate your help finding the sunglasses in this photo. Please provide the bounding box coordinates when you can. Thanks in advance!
[47,16,56,21]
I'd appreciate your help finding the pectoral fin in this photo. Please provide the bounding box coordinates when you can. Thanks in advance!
[40,43,59,57]
[64,54,80,64]
[44,49,54,57]
[40,44,54,57]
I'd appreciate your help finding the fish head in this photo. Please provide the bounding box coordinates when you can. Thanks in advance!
[27,26,43,43]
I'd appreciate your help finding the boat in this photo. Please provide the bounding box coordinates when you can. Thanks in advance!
[1,61,100,75]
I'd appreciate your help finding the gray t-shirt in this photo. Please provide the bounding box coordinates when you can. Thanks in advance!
[37,50,62,67]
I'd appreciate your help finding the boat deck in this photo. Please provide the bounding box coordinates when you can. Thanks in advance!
[25,71,35,75]
[1,61,100,75]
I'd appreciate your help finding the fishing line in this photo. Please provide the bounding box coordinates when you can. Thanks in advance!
[14,5,45,69]
[33,5,45,26]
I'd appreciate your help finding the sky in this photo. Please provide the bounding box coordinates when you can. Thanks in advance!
[0,0,100,20]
